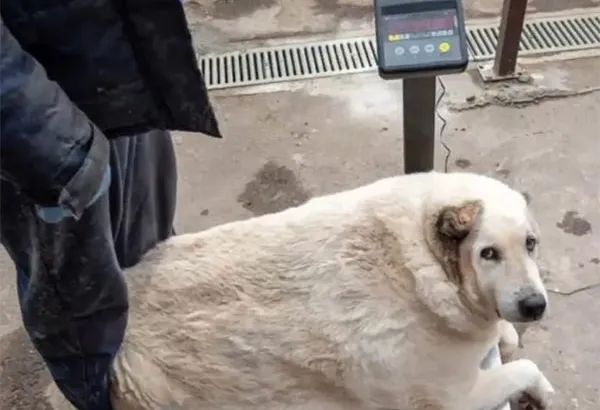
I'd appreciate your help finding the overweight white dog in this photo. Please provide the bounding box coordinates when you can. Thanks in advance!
[48,171,555,410]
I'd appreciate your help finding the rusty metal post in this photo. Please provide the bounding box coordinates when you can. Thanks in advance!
[493,0,528,77]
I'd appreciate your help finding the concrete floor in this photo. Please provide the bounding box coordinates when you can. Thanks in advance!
[2,1,600,409]
[184,0,600,53]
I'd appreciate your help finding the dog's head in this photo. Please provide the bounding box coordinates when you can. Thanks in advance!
[428,190,547,324]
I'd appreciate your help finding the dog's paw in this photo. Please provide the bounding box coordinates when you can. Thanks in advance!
[512,393,545,410]
[521,370,555,409]
[514,390,552,410]
[508,359,554,409]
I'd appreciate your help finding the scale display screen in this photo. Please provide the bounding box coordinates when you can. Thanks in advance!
[375,0,468,77]
[386,12,455,33]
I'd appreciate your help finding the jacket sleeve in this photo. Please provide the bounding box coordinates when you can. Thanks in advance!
[0,18,109,220]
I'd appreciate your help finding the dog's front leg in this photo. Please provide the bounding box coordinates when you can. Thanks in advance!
[466,359,554,410]
[497,320,520,363]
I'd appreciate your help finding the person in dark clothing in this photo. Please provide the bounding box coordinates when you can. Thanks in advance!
[0,1,220,408]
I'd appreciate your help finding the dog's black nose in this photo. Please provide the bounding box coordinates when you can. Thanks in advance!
[518,293,547,321]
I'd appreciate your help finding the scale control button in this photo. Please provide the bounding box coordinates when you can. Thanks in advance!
[409,45,420,54]
[394,46,405,56]
[424,44,435,53]
[439,41,451,53]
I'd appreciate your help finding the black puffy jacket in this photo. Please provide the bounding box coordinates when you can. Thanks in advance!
[0,0,220,216]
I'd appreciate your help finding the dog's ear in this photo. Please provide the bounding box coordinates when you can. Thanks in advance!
[436,200,482,241]
[427,200,482,285]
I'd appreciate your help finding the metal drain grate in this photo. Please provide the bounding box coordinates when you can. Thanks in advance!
[199,13,600,90]
[467,14,600,60]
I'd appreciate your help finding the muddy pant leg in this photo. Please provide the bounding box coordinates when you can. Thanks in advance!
[0,130,177,409]
[1,183,127,410]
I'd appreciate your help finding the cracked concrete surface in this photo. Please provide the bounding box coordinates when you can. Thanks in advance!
[449,83,600,111]
[2,2,600,410]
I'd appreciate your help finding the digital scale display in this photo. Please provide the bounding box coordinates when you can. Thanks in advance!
[375,0,468,78]
[386,13,455,33]
[384,9,458,45]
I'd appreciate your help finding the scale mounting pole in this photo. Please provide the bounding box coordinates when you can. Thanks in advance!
[403,76,437,174]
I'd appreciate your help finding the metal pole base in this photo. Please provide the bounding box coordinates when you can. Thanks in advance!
[477,62,526,83]
[403,76,437,174]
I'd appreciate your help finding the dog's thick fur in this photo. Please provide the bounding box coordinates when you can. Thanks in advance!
[53,172,555,410]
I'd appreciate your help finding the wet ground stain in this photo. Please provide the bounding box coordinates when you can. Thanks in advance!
[210,0,277,20]
[454,158,472,169]
[590,257,600,265]
[556,211,592,236]
[237,161,311,216]
[495,168,511,179]
[0,328,52,410]
[313,0,372,20]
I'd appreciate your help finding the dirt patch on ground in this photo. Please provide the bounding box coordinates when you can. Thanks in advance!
[213,0,277,20]
[557,211,593,237]
[187,0,278,20]
[313,0,372,20]
[0,328,51,410]
[237,161,311,216]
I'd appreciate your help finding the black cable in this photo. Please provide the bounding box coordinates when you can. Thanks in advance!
[435,77,451,172]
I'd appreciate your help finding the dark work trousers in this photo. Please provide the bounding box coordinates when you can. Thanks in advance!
[0,130,177,410]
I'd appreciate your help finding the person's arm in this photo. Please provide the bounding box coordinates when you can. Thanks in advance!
[0,18,109,221]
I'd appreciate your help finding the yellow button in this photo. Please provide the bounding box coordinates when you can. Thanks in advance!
[439,42,451,53]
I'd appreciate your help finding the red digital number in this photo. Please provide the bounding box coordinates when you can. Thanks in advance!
[388,15,453,33]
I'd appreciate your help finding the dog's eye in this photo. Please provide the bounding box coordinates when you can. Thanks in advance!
[480,246,500,261]
[525,236,537,252]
